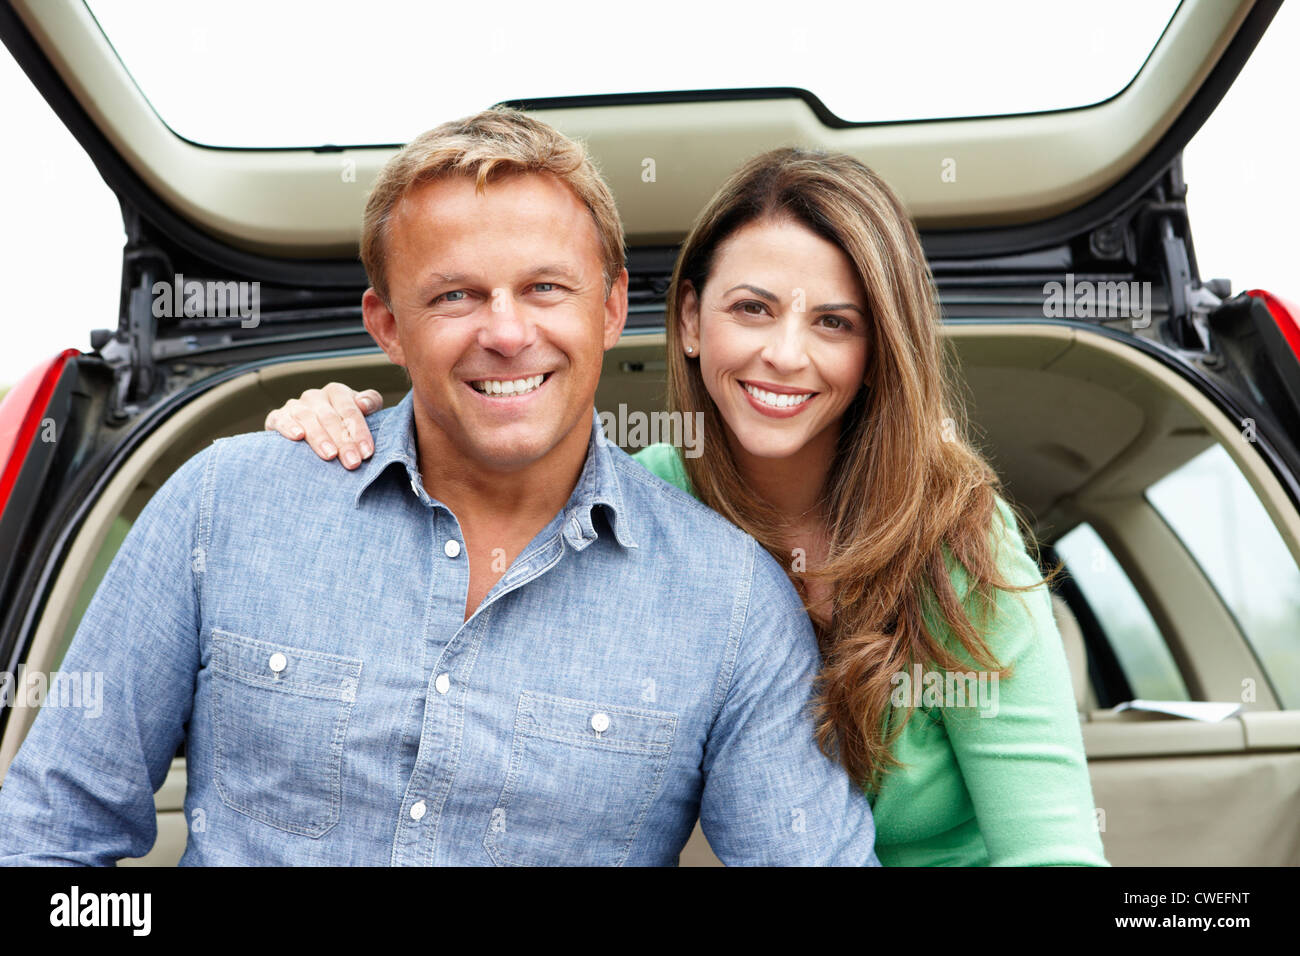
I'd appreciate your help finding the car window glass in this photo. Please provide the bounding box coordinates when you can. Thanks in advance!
[1055,521,1190,701]
[86,0,1181,148]
[1146,443,1300,709]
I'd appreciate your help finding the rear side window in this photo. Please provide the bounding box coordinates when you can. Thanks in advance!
[1055,522,1189,701]
[1146,444,1300,709]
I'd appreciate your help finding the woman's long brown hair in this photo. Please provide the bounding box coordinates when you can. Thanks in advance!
[665,148,1052,791]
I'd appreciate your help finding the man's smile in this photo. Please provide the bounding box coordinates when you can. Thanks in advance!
[466,371,554,400]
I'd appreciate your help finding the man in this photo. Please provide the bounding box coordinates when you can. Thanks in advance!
[0,108,878,865]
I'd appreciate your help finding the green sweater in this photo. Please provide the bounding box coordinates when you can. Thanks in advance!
[634,443,1108,866]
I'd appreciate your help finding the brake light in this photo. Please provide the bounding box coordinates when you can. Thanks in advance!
[0,349,79,516]
[1246,289,1300,363]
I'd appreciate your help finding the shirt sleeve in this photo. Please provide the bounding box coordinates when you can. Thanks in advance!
[0,446,210,866]
[939,497,1109,866]
[698,542,879,865]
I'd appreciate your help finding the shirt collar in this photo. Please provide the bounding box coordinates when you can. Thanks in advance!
[354,391,637,550]
[352,389,422,508]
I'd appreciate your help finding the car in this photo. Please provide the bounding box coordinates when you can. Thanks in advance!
[0,0,1297,866]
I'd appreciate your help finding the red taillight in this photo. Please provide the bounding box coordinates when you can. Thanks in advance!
[0,349,79,516]
[1246,289,1300,363]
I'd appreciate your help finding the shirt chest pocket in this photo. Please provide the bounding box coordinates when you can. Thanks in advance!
[484,690,677,866]
[209,629,363,838]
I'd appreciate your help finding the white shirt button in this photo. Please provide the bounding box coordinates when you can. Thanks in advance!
[591,712,611,734]
[444,539,462,558]
[435,673,451,695]
[268,652,287,673]
[410,800,427,821]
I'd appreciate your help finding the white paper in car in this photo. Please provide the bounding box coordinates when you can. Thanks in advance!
[1114,699,1242,721]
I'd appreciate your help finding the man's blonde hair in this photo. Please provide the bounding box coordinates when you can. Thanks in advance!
[361,106,625,304]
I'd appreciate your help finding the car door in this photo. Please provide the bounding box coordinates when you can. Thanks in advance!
[1081,286,1300,865]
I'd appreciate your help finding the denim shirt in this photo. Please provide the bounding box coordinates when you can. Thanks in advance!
[0,390,878,866]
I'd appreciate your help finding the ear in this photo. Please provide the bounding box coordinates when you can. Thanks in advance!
[363,288,406,367]
[679,280,701,355]
[602,267,630,350]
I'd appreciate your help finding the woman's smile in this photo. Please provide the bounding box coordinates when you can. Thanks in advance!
[738,379,819,417]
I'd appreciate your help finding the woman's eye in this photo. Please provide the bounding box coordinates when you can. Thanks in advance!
[819,314,851,331]
[735,300,767,316]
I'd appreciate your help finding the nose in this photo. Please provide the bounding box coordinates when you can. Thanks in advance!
[475,290,536,357]
[759,314,811,374]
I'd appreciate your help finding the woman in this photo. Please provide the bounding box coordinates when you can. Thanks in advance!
[265,148,1108,866]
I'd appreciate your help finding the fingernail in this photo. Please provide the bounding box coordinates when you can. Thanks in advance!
[342,450,360,468]
[291,427,304,439]
[322,442,337,458]
[360,442,373,458]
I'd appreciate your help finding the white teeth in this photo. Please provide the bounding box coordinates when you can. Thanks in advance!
[472,374,546,396]
[743,383,813,408]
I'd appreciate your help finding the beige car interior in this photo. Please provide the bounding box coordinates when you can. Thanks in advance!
[3,323,1299,866]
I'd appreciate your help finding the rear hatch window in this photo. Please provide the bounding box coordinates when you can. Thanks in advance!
[87,0,1180,147]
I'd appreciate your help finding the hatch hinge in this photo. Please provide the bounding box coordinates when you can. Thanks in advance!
[96,207,173,422]
[1131,160,1225,352]
[1157,214,1225,352]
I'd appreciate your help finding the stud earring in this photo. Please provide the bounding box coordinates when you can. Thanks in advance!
[686,346,695,355]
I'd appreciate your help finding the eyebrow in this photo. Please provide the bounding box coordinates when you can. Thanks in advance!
[421,265,582,294]
[814,302,867,316]
[419,271,469,296]
[723,283,866,316]
[521,264,584,285]
[724,283,778,302]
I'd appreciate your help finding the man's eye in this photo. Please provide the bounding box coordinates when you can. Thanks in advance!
[533,282,558,293]
[436,290,468,304]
